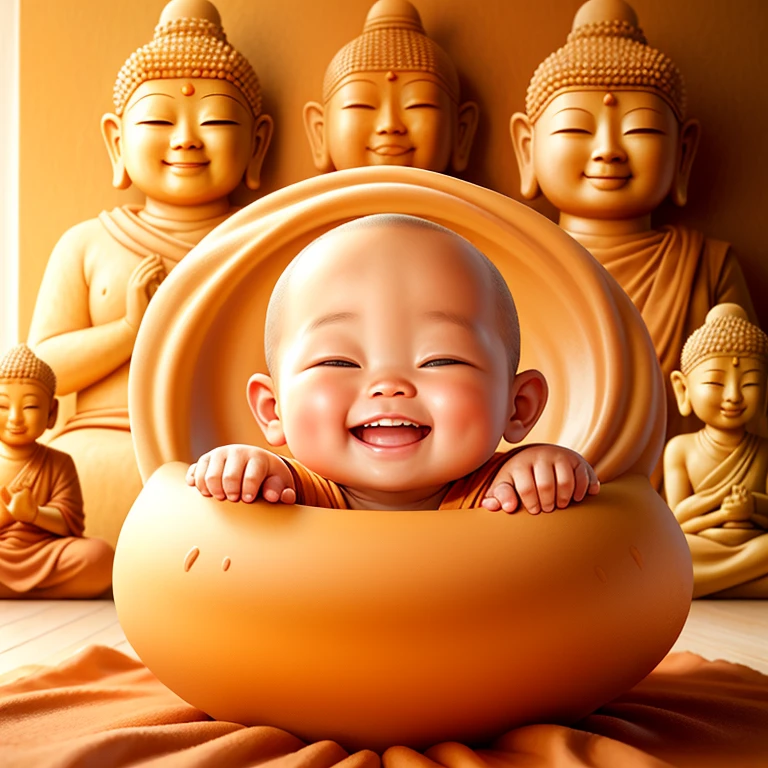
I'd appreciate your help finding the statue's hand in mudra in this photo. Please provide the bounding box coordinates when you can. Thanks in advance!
[0,486,38,524]
[721,484,755,526]
[124,254,167,332]
[0,487,13,527]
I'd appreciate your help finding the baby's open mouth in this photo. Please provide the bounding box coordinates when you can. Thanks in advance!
[350,418,431,447]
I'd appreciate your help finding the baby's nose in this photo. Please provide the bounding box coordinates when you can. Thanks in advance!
[368,376,416,398]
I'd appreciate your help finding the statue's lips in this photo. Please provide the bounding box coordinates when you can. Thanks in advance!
[163,161,211,174]
[720,407,746,418]
[368,145,415,156]
[584,175,631,191]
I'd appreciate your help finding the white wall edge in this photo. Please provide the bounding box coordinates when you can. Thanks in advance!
[0,0,20,350]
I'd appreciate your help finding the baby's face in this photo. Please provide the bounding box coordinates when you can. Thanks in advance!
[269,224,515,507]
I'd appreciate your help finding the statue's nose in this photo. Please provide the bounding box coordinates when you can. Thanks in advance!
[171,120,203,150]
[376,99,407,135]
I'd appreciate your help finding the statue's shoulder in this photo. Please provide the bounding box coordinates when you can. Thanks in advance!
[664,223,730,255]
[36,443,76,471]
[664,431,698,461]
[50,210,133,262]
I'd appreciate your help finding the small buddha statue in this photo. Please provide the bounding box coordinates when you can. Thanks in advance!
[303,0,478,174]
[0,345,113,598]
[510,0,757,451]
[664,304,768,598]
[27,0,273,548]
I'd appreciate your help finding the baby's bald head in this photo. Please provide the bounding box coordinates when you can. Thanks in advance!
[264,214,520,377]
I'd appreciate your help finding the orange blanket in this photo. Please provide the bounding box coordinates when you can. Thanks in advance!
[1,647,767,767]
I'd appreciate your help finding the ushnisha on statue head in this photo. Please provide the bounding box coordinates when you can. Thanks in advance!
[102,0,273,206]
[304,0,478,174]
[510,0,700,233]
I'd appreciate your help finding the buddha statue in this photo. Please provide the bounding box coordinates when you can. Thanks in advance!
[0,345,113,598]
[510,0,757,453]
[26,0,273,548]
[303,0,478,174]
[664,304,768,598]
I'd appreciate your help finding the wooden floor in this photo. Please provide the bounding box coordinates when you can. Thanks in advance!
[0,599,767,686]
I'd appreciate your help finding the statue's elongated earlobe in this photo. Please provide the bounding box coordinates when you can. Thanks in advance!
[303,102,334,173]
[451,101,479,173]
[244,114,275,191]
[671,118,701,207]
[510,113,540,200]
[101,113,131,190]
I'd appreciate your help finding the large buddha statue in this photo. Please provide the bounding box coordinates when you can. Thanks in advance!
[664,304,768,597]
[27,0,273,547]
[510,0,757,451]
[303,0,478,174]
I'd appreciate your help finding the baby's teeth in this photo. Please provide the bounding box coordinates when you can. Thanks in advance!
[362,418,418,428]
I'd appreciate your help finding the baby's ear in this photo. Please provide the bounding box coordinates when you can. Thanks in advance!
[670,371,692,417]
[246,374,286,446]
[503,369,548,444]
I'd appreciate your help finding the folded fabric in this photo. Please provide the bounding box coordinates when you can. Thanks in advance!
[0,646,766,768]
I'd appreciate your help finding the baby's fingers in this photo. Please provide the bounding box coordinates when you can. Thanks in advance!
[259,460,296,504]
[509,464,541,514]
[191,454,215,497]
[555,460,579,507]
[532,462,556,512]
[260,474,296,504]
[482,481,519,513]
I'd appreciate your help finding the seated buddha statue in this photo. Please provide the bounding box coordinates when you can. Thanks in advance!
[510,0,757,452]
[27,0,273,547]
[665,304,768,598]
[303,0,478,174]
[0,345,113,598]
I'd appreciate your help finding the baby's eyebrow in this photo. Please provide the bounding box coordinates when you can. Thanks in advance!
[423,310,476,331]
[307,311,358,331]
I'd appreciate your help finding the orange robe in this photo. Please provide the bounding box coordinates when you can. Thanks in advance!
[571,225,757,443]
[0,444,113,595]
[284,451,515,509]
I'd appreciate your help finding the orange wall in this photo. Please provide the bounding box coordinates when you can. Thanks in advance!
[19,0,768,338]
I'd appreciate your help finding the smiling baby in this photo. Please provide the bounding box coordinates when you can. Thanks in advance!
[187,214,599,513]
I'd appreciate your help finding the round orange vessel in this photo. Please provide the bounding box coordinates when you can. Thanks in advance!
[115,167,693,752]
[115,466,691,752]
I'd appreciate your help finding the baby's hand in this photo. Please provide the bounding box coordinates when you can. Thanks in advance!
[482,445,600,514]
[186,445,296,504]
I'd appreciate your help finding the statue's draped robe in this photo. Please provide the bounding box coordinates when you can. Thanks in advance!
[675,432,768,597]
[0,444,109,593]
[285,451,514,509]
[572,225,758,444]
[48,205,230,547]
